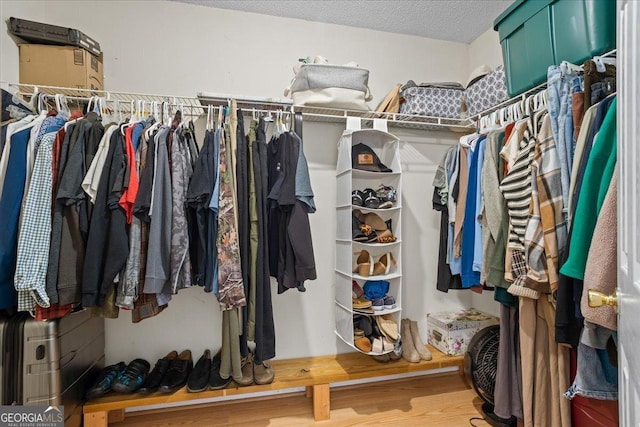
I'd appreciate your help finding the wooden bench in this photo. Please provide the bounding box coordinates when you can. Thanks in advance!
[83,345,464,426]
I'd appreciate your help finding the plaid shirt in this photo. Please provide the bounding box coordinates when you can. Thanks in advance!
[15,132,56,312]
[524,114,567,294]
[35,303,72,320]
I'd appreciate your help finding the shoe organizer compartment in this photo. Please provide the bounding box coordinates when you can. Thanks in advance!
[349,248,401,281]
[335,304,402,355]
[348,176,401,210]
[336,242,402,280]
[338,208,402,243]
[334,272,401,315]
[336,166,401,210]
[336,129,400,175]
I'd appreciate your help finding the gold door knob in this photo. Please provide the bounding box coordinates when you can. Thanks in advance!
[588,290,617,307]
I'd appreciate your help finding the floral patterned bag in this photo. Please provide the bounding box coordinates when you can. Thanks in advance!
[400,81,464,118]
[464,66,509,117]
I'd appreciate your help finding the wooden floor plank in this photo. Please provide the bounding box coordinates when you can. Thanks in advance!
[114,373,490,427]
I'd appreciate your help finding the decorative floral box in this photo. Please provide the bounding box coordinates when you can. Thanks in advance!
[427,308,499,356]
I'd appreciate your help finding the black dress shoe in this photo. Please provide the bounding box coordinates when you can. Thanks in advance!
[138,351,177,394]
[112,359,150,393]
[86,362,126,400]
[159,350,193,393]
[209,350,232,390]
[187,349,212,393]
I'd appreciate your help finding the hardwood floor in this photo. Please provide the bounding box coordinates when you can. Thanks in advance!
[114,372,491,426]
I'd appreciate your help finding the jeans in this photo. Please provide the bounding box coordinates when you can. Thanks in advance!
[547,66,562,150]
[565,76,583,171]
[591,82,610,106]
[565,341,618,400]
[584,60,616,112]
[547,67,569,209]
[549,66,580,213]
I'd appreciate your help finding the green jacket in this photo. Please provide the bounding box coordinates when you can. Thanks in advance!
[560,98,617,280]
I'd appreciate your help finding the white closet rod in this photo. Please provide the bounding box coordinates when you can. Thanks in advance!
[5,83,296,120]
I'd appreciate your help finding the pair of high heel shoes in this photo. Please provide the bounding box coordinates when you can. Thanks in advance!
[352,209,396,243]
[353,250,397,277]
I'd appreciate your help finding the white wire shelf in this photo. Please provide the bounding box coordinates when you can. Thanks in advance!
[198,92,474,131]
[6,83,203,106]
[4,83,206,118]
[295,105,474,131]
[5,83,475,132]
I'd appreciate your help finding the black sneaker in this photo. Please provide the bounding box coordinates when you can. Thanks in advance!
[112,359,150,393]
[209,350,232,390]
[187,349,212,393]
[138,351,177,395]
[86,362,126,400]
[159,350,193,393]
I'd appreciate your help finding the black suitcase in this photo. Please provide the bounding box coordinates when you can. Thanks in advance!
[9,17,101,57]
[1,310,105,427]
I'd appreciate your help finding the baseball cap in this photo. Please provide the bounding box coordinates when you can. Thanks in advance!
[352,143,392,173]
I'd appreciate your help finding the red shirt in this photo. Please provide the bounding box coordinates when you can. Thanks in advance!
[119,125,139,223]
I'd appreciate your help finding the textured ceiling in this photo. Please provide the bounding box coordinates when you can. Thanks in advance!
[172,0,511,44]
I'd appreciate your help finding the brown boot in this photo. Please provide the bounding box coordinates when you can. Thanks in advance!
[409,320,433,361]
[401,319,420,363]
[236,353,254,386]
[253,359,275,385]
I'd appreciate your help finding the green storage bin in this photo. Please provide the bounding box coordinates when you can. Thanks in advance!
[494,0,616,97]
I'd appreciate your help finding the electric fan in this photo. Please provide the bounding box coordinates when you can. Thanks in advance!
[464,325,516,427]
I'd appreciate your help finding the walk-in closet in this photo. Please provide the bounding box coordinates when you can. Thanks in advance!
[0,1,635,426]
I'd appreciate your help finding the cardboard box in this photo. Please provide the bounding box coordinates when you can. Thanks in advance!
[19,44,104,91]
[427,308,498,356]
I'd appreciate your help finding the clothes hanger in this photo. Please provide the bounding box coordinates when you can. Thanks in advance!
[536,91,547,110]
[498,106,507,126]
[275,110,282,136]
[114,99,122,123]
[144,101,160,139]
[94,97,103,119]
[65,95,86,131]
[592,55,616,72]
[96,97,105,121]
[60,94,71,119]
[54,94,68,119]
[179,103,190,129]
[87,96,96,115]
[560,60,583,75]
[524,92,537,116]
[120,100,136,134]
[512,103,519,121]
[37,93,47,114]
[217,105,223,129]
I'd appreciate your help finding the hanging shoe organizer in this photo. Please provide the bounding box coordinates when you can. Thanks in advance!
[334,117,402,356]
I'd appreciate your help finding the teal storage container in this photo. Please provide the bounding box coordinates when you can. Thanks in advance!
[494,0,616,97]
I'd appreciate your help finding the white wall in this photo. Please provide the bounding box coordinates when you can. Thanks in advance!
[0,0,470,107]
[0,0,500,364]
[468,27,504,77]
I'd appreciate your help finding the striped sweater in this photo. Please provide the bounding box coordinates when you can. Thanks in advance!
[499,111,545,251]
